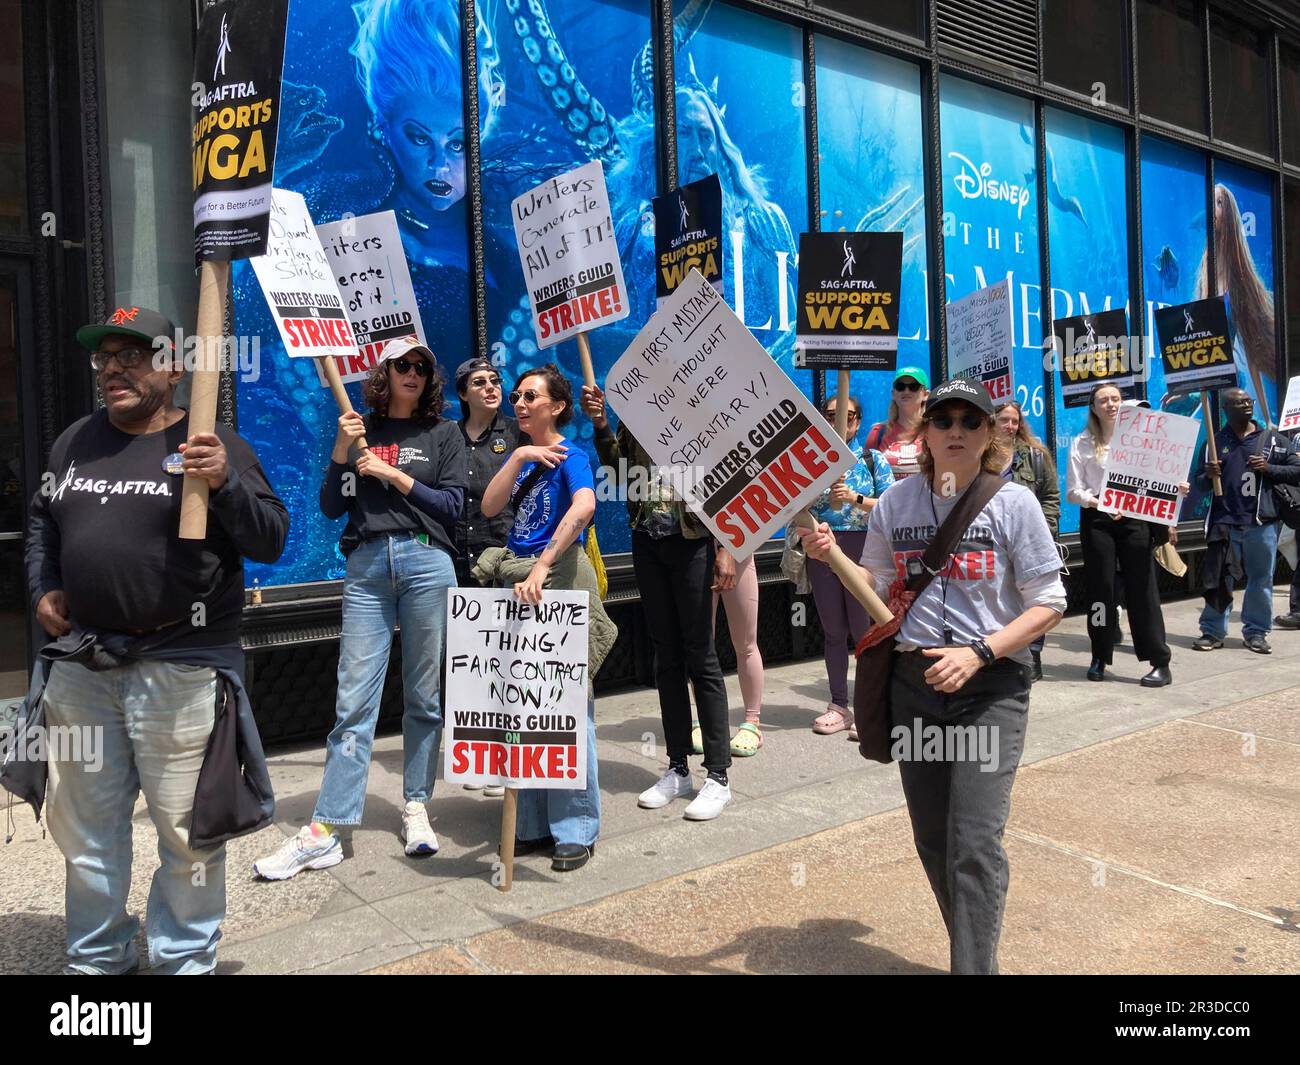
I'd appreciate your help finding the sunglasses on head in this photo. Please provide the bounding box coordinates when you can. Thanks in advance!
[893,379,922,392]
[509,388,551,406]
[391,358,430,377]
[929,410,987,432]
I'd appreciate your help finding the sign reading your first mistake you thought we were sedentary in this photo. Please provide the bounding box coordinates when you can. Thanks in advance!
[512,160,629,348]
[1098,406,1199,527]
[444,589,589,790]
[606,269,854,562]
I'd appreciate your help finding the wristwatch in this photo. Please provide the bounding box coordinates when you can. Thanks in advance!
[855,493,865,506]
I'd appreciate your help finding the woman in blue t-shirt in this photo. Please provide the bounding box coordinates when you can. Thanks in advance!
[481,364,601,872]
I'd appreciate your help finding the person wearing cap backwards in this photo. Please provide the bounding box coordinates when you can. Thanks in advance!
[19,306,288,974]
[254,337,466,879]
[452,356,523,800]
[863,366,930,481]
[800,378,1066,974]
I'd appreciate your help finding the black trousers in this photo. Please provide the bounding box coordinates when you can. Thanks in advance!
[632,529,732,773]
[1080,509,1170,666]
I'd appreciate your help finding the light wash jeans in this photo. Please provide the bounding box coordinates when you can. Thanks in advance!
[44,658,222,975]
[314,533,456,826]
[1200,522,1280,640]
[516,696,600,847]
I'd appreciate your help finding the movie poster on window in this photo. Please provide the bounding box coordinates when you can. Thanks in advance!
[1052,308,1134,408]
[653,173,724,307]
[1098,407,1199,527]
[945,279,1014,404]
[795,231,902,370]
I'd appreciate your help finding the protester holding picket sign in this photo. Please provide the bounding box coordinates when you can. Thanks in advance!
[479,365,607,870]
[1066,382,1182,686]
[995,400,1060,681]
[864,367,929,481]
[799,378,1066,975]
[805,394,893,736]
[1191,387,1300,654]
[579,381,741,809]
[254,338,466,880]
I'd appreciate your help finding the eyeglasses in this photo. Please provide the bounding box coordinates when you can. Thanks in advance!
[929,410,987,432]
[468,374,501,389]
[509,389,551,405]
[823,409,860,422]
[391,359,430,377]
[90,346,153,371]
[893,380,923,393]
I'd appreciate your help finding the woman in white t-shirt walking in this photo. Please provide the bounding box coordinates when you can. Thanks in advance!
[800,379,1066,974]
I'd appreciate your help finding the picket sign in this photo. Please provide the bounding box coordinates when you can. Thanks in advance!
[178,261,228,540]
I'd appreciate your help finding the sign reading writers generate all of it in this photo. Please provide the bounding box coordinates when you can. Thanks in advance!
[795,231,903,371]
[1098,406,1199,527]
[511,160,629,348]
[444,589,589,790]
[605,269,853,562]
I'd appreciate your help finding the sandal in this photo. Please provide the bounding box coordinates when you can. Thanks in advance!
[730,721,763,757]
[812,703,854,735]
[691,725,704,755]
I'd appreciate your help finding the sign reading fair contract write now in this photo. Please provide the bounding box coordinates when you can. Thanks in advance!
[605,269,853,562]
[444,589,589,790]
[1099,407,1199,527]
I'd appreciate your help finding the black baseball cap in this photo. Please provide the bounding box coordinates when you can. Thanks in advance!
[924,377,995,418]
[455,357,499,391]
[76,305,176,351]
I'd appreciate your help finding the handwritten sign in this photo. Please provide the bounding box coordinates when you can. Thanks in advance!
[605,269,853,561]
[1098,407,1198,527]
[946,279,1013,404]
[511,160,628,348]
[444,589,589,790]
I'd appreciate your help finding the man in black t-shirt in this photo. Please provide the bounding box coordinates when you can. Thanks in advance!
[23,305,287,974]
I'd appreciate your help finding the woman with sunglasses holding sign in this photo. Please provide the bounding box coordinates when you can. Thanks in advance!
[480,365,606,872]
[863,367,930,482]
[255,338,467,880]
[799,379,1066,974]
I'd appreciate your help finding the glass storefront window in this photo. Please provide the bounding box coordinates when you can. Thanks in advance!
[1042,0,1131,110]
[0,0,26,235]
[1137,0,1207,134]
[1286,179,1300,378]
[813,1,924,41]
[1210,11,1273,156]
[0,268,27,698]
[1280,42,1300,165]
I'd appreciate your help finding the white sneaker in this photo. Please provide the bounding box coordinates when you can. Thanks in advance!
[253,825,343,880]
[683,778,732,821]
[483,783,506,798]
[638,767,695,809]
[462,782,484,791]
[401,801,439,856]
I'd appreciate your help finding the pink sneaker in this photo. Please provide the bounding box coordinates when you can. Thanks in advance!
[812,703,854,735]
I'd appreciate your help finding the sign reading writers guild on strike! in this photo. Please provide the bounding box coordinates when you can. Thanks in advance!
[250,189,360,364]
[444,589,589,790]
[1280,376,1300,433]
[653,174,723,308]
[512,160,629,348]
[606,269,854,562]
[314,210,426,386]
[795,231,903,371]
[191,0,289,264]
[1153,297,1237,397]
[1099,406,1199,527]
[1052,308,1134,408]
[946,279,1014,404]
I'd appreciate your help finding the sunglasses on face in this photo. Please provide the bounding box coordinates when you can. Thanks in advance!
[469,375,501,389]
[929,410,987,432]
[823,409,860,422]
[509,389,551,406]
[893,380,922,393]
[391,359,430,377]
[91,346,153,371]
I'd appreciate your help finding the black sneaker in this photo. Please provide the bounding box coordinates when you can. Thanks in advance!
[1192,634,1224,651]
[1244,635,1272,655]
[1273,613,1300,630]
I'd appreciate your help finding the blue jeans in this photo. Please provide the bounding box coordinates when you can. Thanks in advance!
[516,696,600,847]
[314,534,456,826]
[1199,523,1279,640]
[44,659,222,975]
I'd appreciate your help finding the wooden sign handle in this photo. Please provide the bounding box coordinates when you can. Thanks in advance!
[1249,365,1273,429]
[575,331,597,390]
[1200,392,1222,497]
[834,369,851,441]
[317,355,368,452]
[498,787,517,892]
[179,259,229,540]
[792,509,892,626]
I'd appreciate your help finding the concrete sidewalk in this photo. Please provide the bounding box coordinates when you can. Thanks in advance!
[2,593,1298,974]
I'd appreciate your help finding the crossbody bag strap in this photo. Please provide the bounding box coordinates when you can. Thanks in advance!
[510,462,547,511]
[904,471,1005,595]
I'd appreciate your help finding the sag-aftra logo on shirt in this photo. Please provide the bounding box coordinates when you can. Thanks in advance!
[51,463,172,502]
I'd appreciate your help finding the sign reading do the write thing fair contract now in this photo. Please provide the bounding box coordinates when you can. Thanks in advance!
[444,589,589,790]
[1098,406,1199,527]
[605,269,853,562]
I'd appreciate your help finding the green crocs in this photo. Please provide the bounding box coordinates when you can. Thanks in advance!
[691,725,704,755]
[730,721,763,757]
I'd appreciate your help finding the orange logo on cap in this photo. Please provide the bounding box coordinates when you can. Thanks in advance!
[109,307,140,325]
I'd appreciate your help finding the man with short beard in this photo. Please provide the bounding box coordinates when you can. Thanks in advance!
[18,305,288,974]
